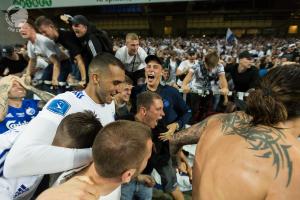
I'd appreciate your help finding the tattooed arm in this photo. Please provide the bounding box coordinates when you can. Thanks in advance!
[28,86,55,109]
[0,76,15,122]
[169,118,209,163]
[0,84,11,122]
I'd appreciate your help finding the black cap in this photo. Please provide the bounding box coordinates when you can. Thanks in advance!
[71,15,89,26]
[239,51,252,59]
[187,48,197,55]
[2,45,14,57]
[145,55,163,65]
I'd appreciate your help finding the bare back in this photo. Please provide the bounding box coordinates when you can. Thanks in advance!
[193,112,300,200]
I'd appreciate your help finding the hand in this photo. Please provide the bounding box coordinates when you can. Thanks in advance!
[159,122,178,142]
[182,85,190,94]
[52,79,59,87]
[19,75,32,90]
[0,75,15,94]
[60,14,72,24]
[137,175,156,187]
[78,80,87,88]
[37,176,98,200]
[219,88,229,96]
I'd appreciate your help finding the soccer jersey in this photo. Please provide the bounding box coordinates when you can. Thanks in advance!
[4,90,115,178]
[0,99,39,134]
[0,127,41,200]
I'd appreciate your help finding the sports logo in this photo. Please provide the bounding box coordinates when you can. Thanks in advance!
[26,107,36,116]
[5,5,28,32]
[46,99,71,116]
[6,120,28,130]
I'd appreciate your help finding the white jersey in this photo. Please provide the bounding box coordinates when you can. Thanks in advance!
[115,46,147,72]
[53,166,121,200]
[0,127,41,200]
[4,90,115,178]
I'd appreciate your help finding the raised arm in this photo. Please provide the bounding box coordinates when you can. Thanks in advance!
[0,76,15,122]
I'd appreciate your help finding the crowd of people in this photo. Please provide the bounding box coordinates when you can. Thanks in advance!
[0,14,299,200]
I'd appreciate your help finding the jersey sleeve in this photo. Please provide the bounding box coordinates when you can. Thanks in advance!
[3,94,92,178]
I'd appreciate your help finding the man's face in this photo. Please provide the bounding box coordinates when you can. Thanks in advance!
[38,24,57,40]
[144,98,164,128]
[126,39,139,56]
[19,23,34,39]
[8,81,26,99]
[145,60,163,88]
[188,54,197,62]
[239,57,252,69]
[72,24,87,38]
[95,65,125,104]
[117,83,133,103]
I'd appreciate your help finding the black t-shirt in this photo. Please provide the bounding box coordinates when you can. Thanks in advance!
[55,29,82,59]
[0,53,27,76]
[117,114,170,174]
[225,63,259,92]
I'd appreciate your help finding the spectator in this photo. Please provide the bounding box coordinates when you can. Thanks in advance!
[0,45,28,77]
[35,16,87,87]
[19,20,72,94]
[115,33,147,85]
[0,75,54,134]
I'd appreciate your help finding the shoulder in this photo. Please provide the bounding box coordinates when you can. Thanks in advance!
[41,92,77,117]
[36,34,53,44]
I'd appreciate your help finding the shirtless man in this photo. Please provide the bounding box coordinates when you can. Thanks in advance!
[170,64,300,200]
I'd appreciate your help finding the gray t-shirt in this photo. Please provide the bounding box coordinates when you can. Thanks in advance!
[190,62,225,91]
[27,33,64,63]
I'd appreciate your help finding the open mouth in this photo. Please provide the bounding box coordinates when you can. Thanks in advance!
[147,74,155,81]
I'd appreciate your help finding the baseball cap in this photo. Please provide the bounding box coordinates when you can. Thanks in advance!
[145,55,163,65]
[2,45,14,57]
[71,15,89,26]
[239,50,252,59]
[187,48,197,55]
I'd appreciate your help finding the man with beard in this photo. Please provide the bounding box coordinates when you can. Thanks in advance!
[4,53,125,195]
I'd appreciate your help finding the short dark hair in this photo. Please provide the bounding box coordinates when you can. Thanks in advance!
[88,53,125,77]
[92,120,151,178]
[124,75,133,85]
[246,64,300,125]
[205,50,219,69]
[53,111,102,148]
[136,91,162,111]
[35,15,55,28]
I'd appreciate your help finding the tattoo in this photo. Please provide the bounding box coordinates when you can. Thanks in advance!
[30,86,55,103]
[218,112,293,187]
[0,84,10,121]
[170,118,209,157]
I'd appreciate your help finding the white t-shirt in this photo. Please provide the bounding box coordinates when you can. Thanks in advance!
[177,60,198,86]
[4,90,115,178]
[27,33,64,63]
[53,166,121,200]
[115,46,147,72]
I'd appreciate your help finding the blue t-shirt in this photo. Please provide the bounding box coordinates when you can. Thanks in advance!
[0,99,39,134]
